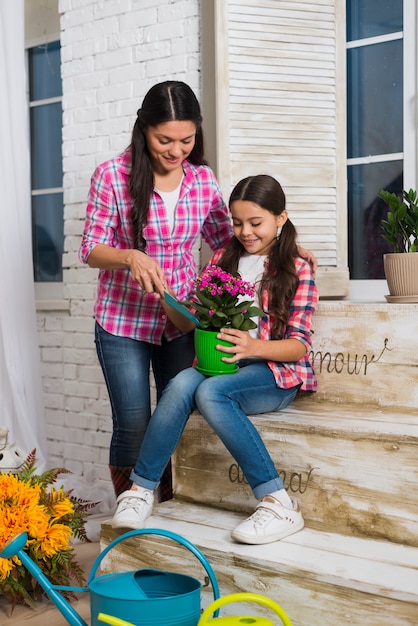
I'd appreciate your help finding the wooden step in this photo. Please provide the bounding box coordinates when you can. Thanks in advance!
[100,500,418,626]
[172,402,418,547]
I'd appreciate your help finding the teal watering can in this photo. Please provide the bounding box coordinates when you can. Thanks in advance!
[197,592,292,626]
[0,528,220,626]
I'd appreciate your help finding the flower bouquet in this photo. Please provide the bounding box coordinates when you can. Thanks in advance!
[0,450,95,608]
[181,265,264,375]
[182,264,263,331]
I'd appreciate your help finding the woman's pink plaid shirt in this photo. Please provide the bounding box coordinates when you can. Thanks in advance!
[79,149,232,344]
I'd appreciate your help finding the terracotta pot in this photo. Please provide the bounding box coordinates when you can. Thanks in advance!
[194,328,238,376]
[383,252,418,300]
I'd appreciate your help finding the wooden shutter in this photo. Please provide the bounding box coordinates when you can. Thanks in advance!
[212,0,349,296]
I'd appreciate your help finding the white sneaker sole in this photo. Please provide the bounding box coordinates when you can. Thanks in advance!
[111,516,147,530]
[231,517,304,545]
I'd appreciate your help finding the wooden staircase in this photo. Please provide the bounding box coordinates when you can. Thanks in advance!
[100,302,418,625]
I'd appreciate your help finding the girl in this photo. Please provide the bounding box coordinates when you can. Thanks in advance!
[111,174,318,544]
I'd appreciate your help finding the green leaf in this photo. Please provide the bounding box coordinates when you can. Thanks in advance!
[246,306,264,317]
[239,318,258,330]
[231,313,244,328]
[196,289,219,309]
[223,300,254,315]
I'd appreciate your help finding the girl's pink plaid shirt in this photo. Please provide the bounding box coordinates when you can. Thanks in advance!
[208,249,318,391]
[79,149,232,344]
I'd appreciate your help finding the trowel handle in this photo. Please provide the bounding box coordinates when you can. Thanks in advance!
[197,592,292,626]
[89,528,220,606]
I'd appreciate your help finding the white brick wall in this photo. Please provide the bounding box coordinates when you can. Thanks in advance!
[39,0,201,486]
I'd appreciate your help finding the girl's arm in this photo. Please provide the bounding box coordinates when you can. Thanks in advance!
[218,259,317,363]
[297,245,317,277]
[216,330,306,363]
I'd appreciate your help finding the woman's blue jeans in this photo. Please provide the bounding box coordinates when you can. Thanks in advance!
[132,361,299,499]
[95,322,195,466]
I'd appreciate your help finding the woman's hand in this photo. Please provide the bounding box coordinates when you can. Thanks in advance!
[215,328,255,362]
[87,244,167,293]
[297,246,317,278]
[127,250,167,293]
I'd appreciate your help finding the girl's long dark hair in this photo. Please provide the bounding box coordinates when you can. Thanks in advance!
[218,175,299,339]
[129,81,207,250]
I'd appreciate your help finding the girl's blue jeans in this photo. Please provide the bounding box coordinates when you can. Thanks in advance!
[131,361,299,499]
[94,322,195,466]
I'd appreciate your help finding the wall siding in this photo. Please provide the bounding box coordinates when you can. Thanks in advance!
[39,0,201,478]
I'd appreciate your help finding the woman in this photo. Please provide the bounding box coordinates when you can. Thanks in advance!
[79,81,232,498]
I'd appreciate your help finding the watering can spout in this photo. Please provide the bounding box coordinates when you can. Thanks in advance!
[0,533,88,626]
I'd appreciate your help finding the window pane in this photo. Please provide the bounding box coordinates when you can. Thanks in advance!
[347,0,403,41]
[32,193,63,282]
[347,40,403,159]
[30,102,63,189]
[29,41,62,101]
[348,162,403,279]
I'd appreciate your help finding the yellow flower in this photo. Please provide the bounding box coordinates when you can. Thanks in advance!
[26,505,51,539]
[0,473,41,508]
[39,524,72,558]
[0,475,49,544]
[0,556,15,583]
[49,487,75,520]
[0,452,91,606]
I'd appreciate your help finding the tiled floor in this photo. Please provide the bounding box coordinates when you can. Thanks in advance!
[0,541,100,625]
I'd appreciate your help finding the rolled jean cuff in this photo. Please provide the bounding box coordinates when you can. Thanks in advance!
[253,477,285,500]
[130,470,159,491]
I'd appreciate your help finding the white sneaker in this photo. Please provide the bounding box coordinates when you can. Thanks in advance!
[231,495,304,545]
[111,488,154,530]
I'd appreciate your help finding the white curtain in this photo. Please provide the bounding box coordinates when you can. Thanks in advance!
[0,1,48,470]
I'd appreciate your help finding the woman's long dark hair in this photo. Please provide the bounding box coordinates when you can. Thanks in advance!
[218,175,299,339]
[129,81,207,250]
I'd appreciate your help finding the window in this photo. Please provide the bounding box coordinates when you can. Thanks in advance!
[346,1,404,280]
[28,40,63,282]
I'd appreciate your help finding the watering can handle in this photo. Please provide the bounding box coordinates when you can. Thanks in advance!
[89,528,220,606]
[98,612,135,626]
[197,592,293,626]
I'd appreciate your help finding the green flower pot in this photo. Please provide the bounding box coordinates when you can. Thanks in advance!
[194,328,238,376]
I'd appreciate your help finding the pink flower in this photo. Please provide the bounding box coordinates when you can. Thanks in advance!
[183,264,263,331]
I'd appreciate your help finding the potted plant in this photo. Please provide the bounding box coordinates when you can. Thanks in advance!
[182,265,263,375]
[377,188,418,301]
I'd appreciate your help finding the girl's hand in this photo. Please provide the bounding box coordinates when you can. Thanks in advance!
[216,328,255,362]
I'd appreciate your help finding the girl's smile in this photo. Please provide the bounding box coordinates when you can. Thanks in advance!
[231,200,288,256]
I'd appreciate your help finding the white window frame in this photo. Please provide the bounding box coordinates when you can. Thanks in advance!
[349,0,417,301]
[26,26,66,309]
